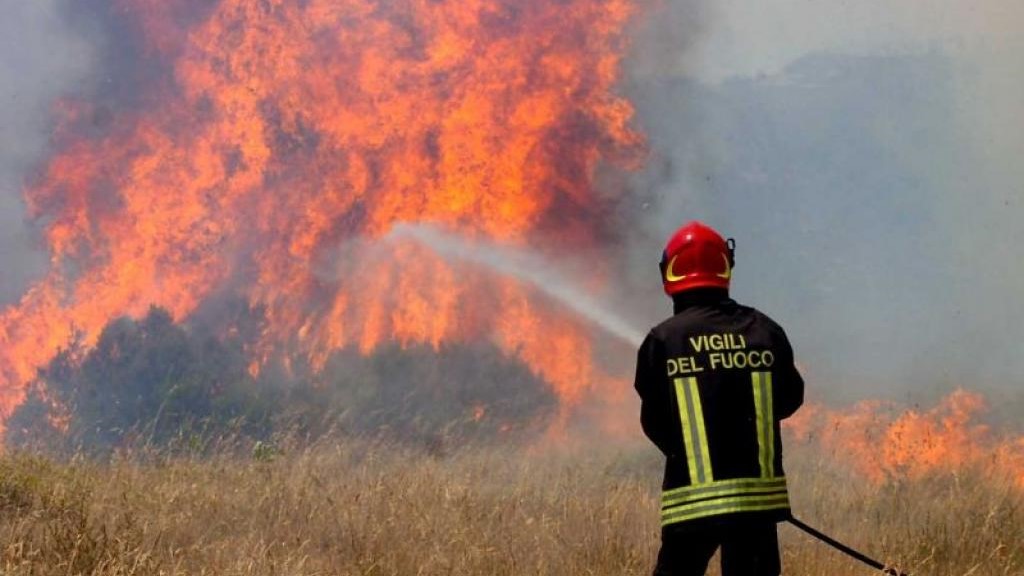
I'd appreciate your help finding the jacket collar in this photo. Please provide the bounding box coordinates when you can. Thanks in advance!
[672,288,732,314]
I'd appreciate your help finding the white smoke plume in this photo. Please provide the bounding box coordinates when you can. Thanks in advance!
[624,0,1024,405]
[0,0,96,303]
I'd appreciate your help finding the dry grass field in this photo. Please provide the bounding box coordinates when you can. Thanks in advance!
[2,436,1022,576]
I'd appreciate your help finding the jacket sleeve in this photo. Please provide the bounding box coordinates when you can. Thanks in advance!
[773,328,805,420]
[634,332,674,455]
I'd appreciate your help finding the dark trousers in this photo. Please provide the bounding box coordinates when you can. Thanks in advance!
[653,520,781,576]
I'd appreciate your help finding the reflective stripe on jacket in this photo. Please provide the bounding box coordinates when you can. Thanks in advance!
[635,293,804,528]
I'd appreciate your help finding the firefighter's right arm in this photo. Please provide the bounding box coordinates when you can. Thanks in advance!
[773,329,804,420]
[634,332,674,455]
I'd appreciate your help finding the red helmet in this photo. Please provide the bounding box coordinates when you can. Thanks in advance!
[660,221,736,295]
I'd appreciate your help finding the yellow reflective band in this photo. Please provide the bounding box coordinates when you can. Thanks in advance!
[662,486,787,510]
[752,371,775,478]
[662,476,787,502]
[661,477,788,508]
[689,378,713,481]
[661,492,791,526]
[673,377,700,483]
[674,377,713,484]
[661,491,789,519]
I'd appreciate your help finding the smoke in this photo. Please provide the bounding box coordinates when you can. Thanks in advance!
[0,0,210,305]
[622,0,1024,404]
[0,0,96,303]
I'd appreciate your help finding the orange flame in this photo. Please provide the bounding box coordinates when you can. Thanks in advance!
[785,389,1024,490]
[0,0,643,436]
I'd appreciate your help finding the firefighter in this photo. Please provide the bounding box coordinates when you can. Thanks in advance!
[635,221,804,576]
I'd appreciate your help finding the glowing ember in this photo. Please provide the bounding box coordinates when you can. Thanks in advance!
[472,405,486,422]
[0,0,642,436]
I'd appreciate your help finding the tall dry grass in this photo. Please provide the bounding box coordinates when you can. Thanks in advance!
[2,436,1022,575]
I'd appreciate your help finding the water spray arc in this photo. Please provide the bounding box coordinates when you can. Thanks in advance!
[387,223,646,347]
[395,224,917,575]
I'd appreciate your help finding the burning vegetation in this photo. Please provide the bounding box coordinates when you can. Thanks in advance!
[4,306,556,453]
[2,438,1023,575]
[786,390,1024,490]
[0,0,1022,509]
[0,1,1023,574]
[0,0,640,440]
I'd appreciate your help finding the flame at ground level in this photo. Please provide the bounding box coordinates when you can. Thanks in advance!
[785,389,1024,490]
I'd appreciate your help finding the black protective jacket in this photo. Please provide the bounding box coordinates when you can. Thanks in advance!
[635,289,804,530]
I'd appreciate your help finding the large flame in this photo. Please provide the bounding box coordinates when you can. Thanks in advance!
[0,0,642,434]
[2,1,1021,497]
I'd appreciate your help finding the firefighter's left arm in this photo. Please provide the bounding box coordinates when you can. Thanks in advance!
[773,329,805,420]
[634,332,674,454]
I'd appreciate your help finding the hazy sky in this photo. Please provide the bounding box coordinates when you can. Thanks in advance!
[626,0,1024,402]
[689,0,1023,79]
[0,0,95,301]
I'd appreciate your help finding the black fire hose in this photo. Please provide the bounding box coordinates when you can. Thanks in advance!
[788,517,909,576]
